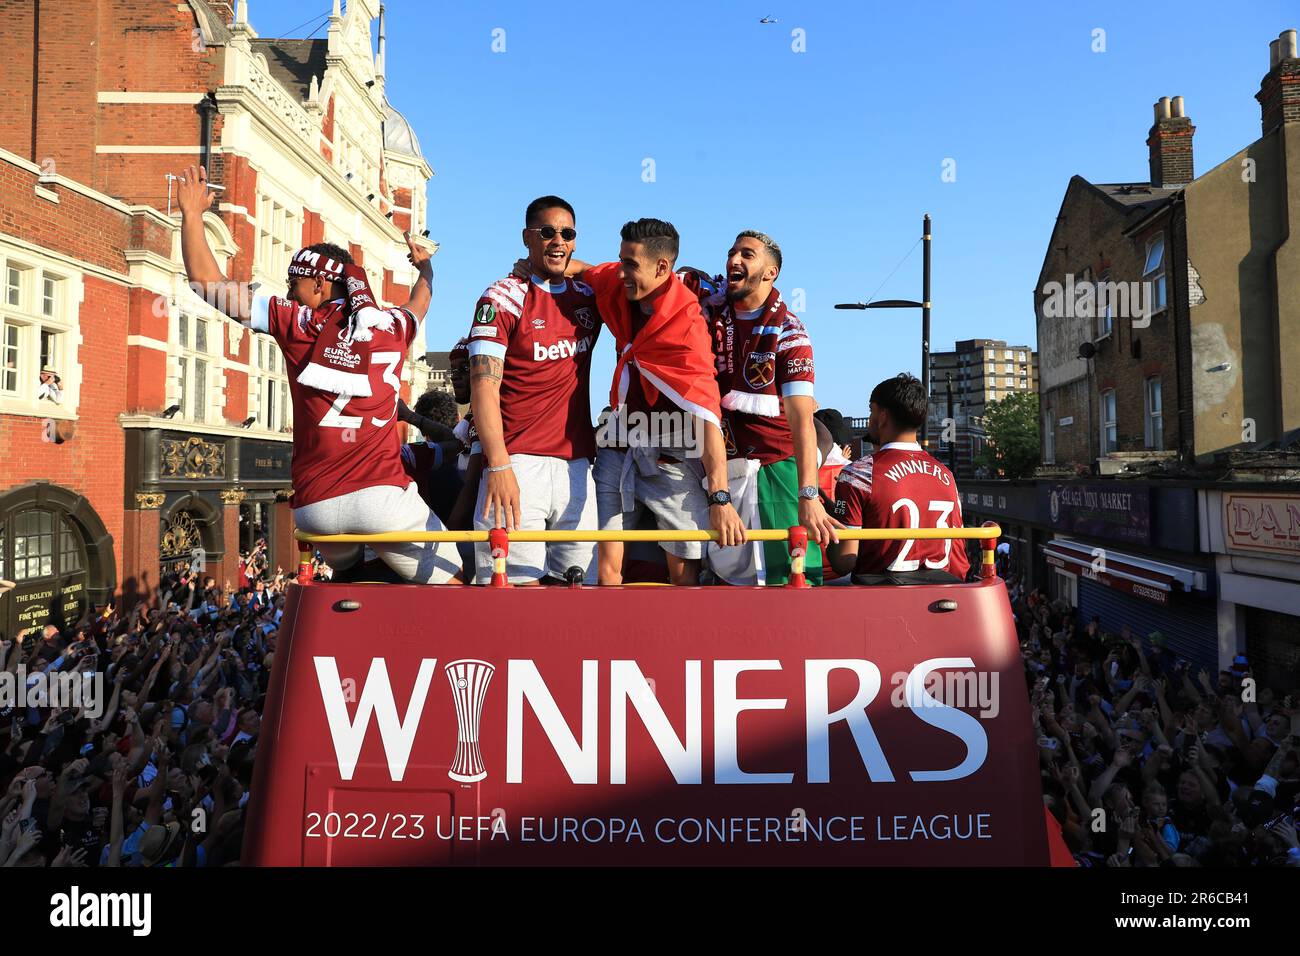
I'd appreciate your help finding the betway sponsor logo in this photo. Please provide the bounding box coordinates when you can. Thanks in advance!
[533,337,592,362]
[313,657,990,785]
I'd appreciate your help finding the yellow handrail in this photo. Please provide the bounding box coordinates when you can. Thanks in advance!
[295,525,1001,545]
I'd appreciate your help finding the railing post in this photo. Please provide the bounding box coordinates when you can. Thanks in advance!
[489,528,511,588]
[785,526,811,588]
[297,540,314,586]
[980,521,998,580]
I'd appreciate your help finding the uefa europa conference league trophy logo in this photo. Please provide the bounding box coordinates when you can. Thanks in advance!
[446,659,495,782]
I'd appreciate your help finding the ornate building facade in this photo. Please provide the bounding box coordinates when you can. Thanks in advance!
[0,0,435,632]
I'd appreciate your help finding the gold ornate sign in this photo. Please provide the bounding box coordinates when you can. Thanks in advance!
[160,510,204,561]
[220,489,247,505]
[134,492,166,510]
[161,436,226,479]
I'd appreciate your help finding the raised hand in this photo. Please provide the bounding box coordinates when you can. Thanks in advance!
[404,231,433,276]
[174,164,215,218]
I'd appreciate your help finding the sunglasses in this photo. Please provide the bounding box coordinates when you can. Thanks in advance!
[527,226,577,242]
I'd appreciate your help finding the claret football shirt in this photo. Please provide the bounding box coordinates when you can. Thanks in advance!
[833,441,970,578]
[466,275,602,460]
[251,295,416,508]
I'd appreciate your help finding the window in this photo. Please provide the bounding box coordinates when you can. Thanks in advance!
[12,510,54,580]
[1,322,18,393]
[1101,389,1118,454]
[250,336,291,432]
[1018,351,1026,363]
[1005,376,1014,388]
[177,312,210,423]
[0,257,75,411]
[41,275,59,318]
[1143,235,1167,315]
[1044,409,1055,464]
[1145,377,1163,449]
[60,522,82,573]
[8,510,83,582]
[5,266,21,307]
[1003,349,1012,360]
[256,195,300,281]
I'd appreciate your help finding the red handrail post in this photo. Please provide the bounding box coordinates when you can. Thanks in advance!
[489,528,511,588]
[785,526,811,588]
[980,521,998,580]
[296,540,314,586]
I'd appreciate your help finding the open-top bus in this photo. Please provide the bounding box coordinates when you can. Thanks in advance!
[244,524,1072,866]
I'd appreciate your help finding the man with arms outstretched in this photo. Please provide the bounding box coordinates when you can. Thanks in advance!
[580,219,746,585]
[174,164,461,583]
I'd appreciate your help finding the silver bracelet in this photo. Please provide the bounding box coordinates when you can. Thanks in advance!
[486,463,513,473]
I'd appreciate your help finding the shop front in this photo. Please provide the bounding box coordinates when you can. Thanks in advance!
[958,481,1043,590]
[1200,488,1300,687]
[0,481,116,636]
[121,427,293,603]
[1037,481,1217,668]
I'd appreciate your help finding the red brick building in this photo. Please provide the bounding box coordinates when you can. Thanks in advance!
[0,0,435,633]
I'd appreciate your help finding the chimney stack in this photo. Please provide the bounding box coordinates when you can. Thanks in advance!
[1258,29,1300,135]
[1147,95,1195,189]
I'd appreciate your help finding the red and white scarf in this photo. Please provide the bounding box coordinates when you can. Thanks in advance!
[703,284,793,418]
[289,249,394,397]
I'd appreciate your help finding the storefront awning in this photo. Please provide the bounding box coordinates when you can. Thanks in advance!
[1042,538,1205,606]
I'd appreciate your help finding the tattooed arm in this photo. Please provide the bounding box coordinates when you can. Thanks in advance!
[469,353,519,531]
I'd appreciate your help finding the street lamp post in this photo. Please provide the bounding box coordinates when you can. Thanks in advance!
[835,213,933,444]
[946,372,956,475]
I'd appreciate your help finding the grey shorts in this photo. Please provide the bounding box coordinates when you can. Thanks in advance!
[593,445,711,560]
[292,482,461,584]
[473,454,597,584]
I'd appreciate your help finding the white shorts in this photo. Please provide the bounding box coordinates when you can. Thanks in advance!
[473,454,597,584]
[593,446,711,560]
[293,482,460,584]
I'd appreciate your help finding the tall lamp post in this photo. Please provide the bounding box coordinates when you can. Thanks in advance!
[835,213,932,445]
[946,372,956,474]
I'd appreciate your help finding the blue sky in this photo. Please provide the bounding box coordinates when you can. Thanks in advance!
[252,1,1294,415]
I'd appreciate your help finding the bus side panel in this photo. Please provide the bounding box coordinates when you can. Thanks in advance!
[245,580,1048,866]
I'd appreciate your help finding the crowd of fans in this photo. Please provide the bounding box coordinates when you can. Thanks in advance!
[1008,575,1300,868]
[5,507,1294,871]
[0,548,305,868]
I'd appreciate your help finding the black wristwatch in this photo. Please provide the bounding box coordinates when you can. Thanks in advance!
[707,490,732,507]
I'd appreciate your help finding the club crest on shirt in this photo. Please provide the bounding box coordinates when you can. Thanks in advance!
[743,350,776,389]
[474,303,496,324]
[574,306,595,330]
[721,418,738,457]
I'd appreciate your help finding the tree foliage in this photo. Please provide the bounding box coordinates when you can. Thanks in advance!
[975,391,1040,479]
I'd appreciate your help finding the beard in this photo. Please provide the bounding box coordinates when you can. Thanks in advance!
[725,277,758,303]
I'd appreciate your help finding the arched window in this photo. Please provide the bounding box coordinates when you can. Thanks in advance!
[7,509,84,582]
[0,484,115,635]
